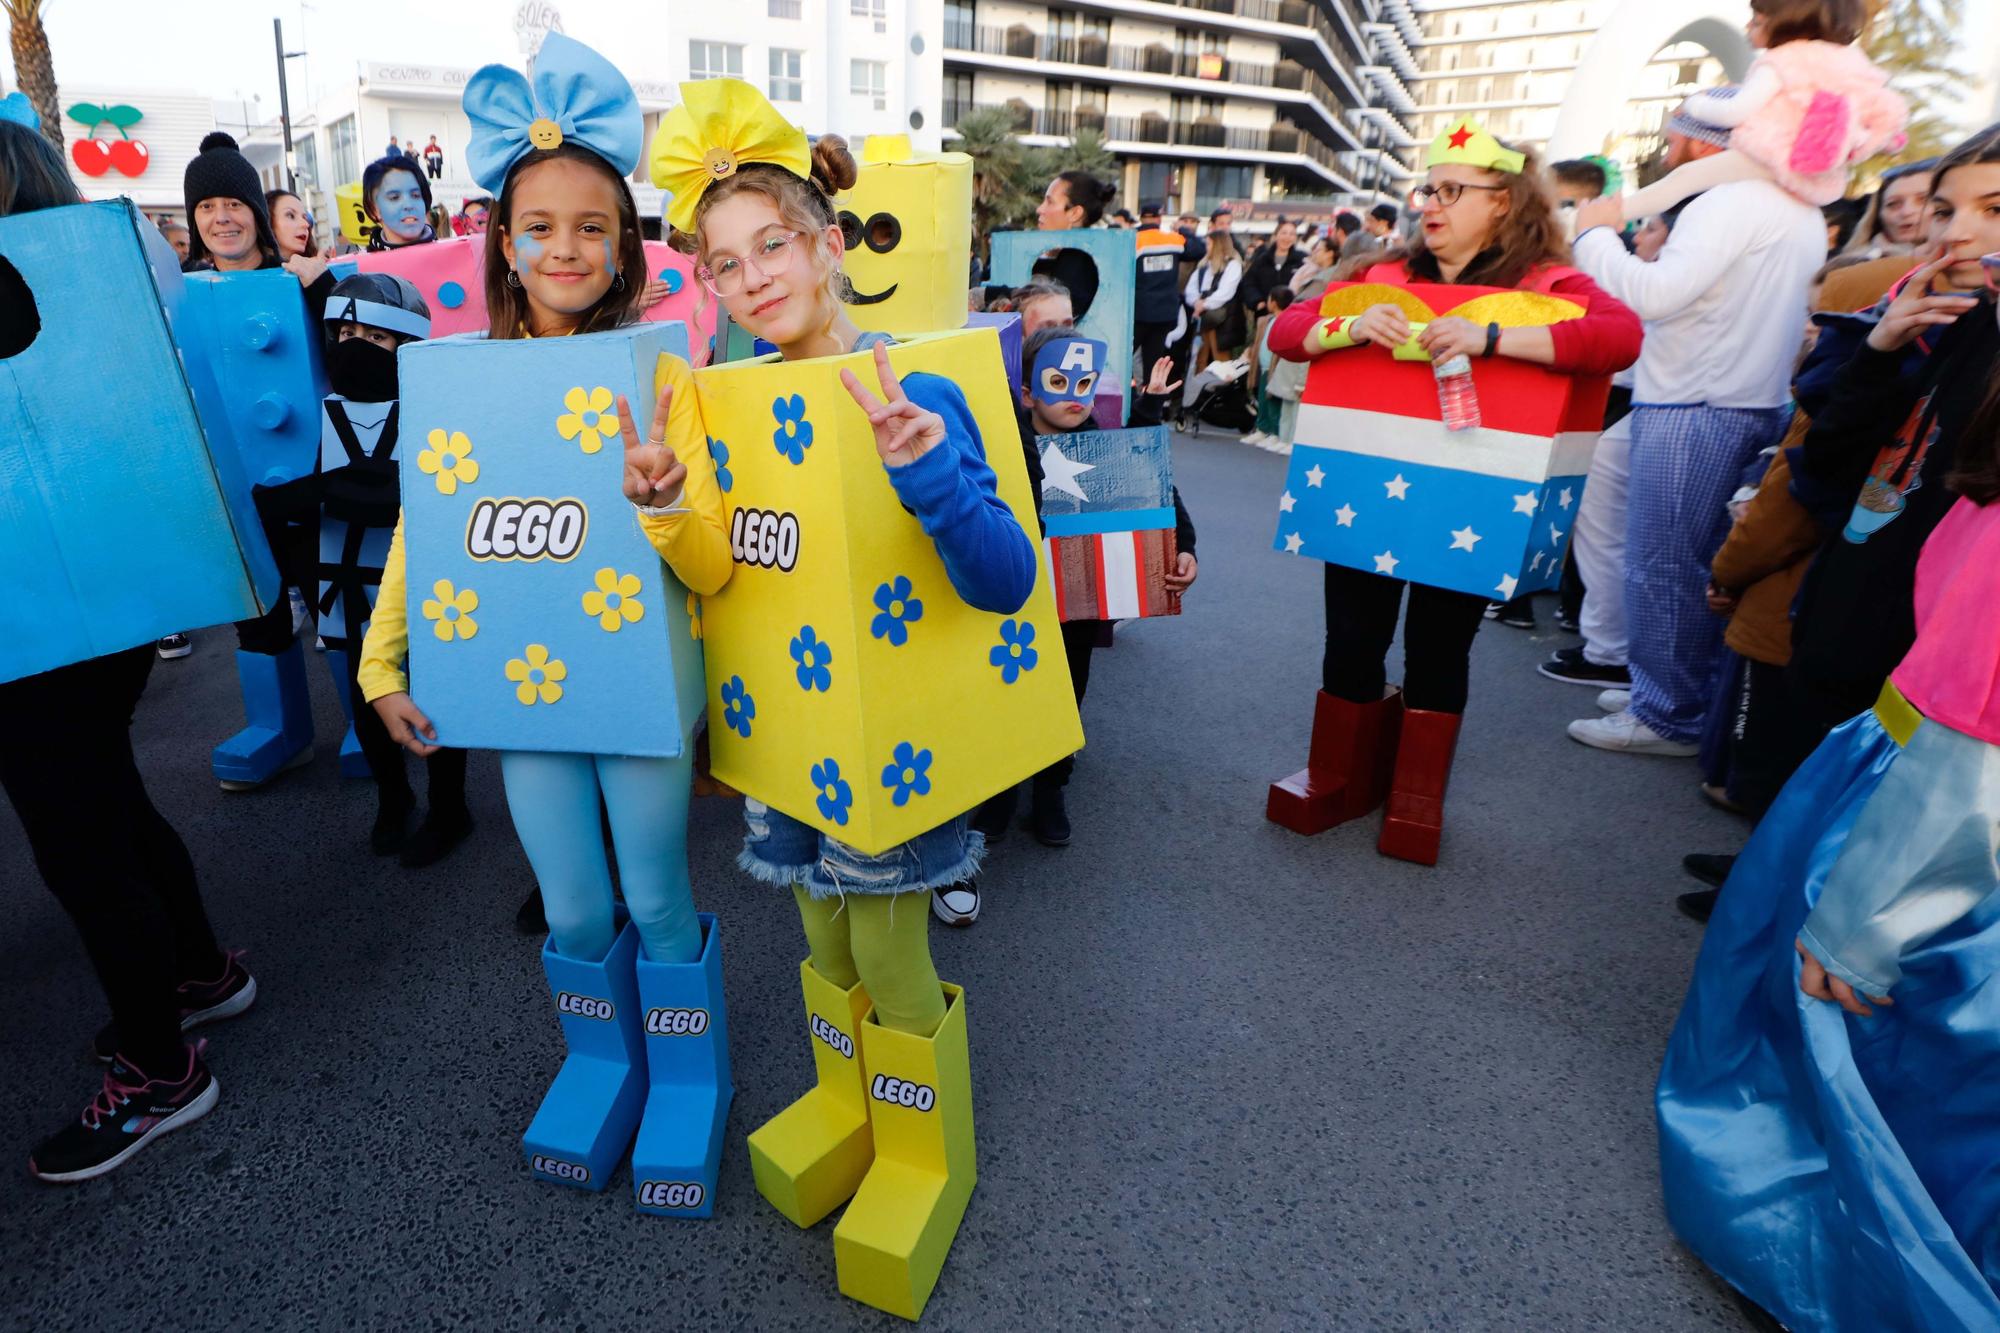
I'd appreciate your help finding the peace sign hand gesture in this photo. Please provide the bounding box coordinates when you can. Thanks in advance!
[840,342,946,469]
[618,380,688,508]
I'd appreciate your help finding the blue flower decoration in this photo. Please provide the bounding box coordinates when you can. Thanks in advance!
[811,758,853,825]
[719,675,755,738]
[880,742,933,808]
[710,437,733,492]
[772,393,813,465]
[869,575,924,646]
[790,625,833,692]
[989,619,1040,684]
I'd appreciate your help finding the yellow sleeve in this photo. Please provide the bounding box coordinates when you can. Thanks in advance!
[635,352,734,597]
[358,513,412,702]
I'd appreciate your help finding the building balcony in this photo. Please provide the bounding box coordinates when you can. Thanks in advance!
[1358,62,1415,113]
[1377,0,1422,49]
[1349,103,1414,148]
[1362,21,1418,79]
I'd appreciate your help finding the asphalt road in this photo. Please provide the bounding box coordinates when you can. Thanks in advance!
[0,425,1760,1331]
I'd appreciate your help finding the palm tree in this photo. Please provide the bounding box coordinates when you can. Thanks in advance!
[952,105,1034,257]
[1864,0,1968,166]
[4,0,61,150]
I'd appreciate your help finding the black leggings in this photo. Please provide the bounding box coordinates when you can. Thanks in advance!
[1037,620,1103,787]
[347,666,468,815]
[0,648,224,1070]
[1322,564,1488,714]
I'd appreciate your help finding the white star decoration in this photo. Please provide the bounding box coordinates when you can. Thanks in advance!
[1495,573,1519,598]
[1305,464,1326,488]
[1512,491,1539,516]
[1384,474,1411,500]
[1334,503,1358,527]
[1283,531,1304,554]
[1279,490,1297,513]
[1558,486,1574,509]
[1529,552,1544,572]
[1548,522,1565,545]
[1039,440,1096,502]
[1449,525,1482,552]
[1372,550,1399,575]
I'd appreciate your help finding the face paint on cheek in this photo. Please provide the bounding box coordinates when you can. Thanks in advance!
[514,234,545,277]
[603,239,616,282]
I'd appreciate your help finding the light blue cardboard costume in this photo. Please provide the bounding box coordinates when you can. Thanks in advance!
[176,268,331,786]
[0,200,275,683]
[399,30,732,1214]
[989,228,1137,426]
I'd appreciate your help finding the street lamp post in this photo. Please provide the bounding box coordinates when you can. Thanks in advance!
[274,18,308,193]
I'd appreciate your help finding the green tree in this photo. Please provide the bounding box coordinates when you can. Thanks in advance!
[4,0,62,150]
[1026,126,1118,190]
[951,105,1036,257]
[1863,0,1970,168]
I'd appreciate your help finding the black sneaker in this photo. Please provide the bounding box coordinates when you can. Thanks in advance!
[1682,853,1736,887]
[399,808,473,869]
[372,798,414,856]
[1537,646,1631,688]
[1492,597,1536,630]
[515,886,548,936]
[969,786,1016,846]
[1675,889,1719,924]
[1030,781,1071,848]
[31,1045,218,1183]
[92,950,257,1063]
[156,633,192,660]
[1554,610,1580,633]
[931,882,981,927]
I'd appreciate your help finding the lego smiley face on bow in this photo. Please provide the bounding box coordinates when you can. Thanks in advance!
[836,209,903,306]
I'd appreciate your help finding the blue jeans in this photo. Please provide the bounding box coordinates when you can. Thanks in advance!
[738,799,984,899]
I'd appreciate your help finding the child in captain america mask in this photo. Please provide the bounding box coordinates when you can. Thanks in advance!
[1028,332,1106,432]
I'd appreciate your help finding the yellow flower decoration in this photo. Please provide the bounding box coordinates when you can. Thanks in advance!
[650,78,811,233]
[581,567,646,632]
[504,644,567,706]
[557,386,621,454]
[687,591,703,640]
[420,579,480,642]
[417,429,480,495]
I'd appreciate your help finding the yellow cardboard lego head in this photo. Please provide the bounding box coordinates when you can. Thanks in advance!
[692,328,1081,854]
[335,181,372,244]
[831,136,974,336]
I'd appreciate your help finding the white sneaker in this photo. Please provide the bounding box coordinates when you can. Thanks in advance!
[931,882,980,927]
[1238,430,1264,446]
[1268,439,1293,455]
[1597,688,1631,713]
[1567,709,1699,757]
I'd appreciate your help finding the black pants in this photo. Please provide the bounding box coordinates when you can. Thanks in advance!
[1322,564,1488,714]
[236,491,318,655]
[1719,657,1829,816]
[0,648,224,1070]
[348,671,468,815]
[1038,620,1103,787]
[1129,321,1178,426]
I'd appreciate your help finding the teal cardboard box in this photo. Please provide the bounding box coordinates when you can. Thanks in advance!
[0,200,276,683]
[177,268,326,488]
[989,228,1136,423]
[398,322,702,755]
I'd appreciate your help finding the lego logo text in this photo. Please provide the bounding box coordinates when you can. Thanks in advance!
[870,1074,936,1111]
[730,507,800,572]
[810,1014,855,1059]
[556,991,613,1020]
[645,1007,710,1036]
[531,1154,590,1182]
[638,1180,707,1210]
[465,497,589,562]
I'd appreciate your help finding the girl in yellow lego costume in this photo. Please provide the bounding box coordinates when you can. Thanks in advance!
[652,80,1033,1317]
[356,35,736,1202]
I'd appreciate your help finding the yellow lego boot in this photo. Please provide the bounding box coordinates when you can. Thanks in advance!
[833,983,976,1321]
[747,961,875,1227]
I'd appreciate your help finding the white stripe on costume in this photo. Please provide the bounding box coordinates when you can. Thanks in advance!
[1099,533,1141,619]
[1294,404,1561,483]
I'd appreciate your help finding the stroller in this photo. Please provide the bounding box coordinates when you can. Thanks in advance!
[1171,354,1255,437]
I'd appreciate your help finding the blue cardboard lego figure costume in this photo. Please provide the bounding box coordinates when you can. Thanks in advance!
[0,200,275,682]
[989,227,1137,425]
[360,32,734,1213]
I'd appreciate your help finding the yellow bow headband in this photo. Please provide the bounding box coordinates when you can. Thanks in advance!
[1311,283,1583,361]
[650,78,811,234]
[1425,117,1526,175]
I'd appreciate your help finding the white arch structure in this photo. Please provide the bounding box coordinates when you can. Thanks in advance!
[1547,0,1756,160]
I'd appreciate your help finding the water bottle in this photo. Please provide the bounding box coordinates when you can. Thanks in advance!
[1434,353,1482,432]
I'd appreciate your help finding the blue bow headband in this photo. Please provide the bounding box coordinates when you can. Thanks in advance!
[463,32,642,197]
[0,93,39,132]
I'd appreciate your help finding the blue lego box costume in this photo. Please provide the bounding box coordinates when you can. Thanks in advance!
[0,200,276,684]
[397,322,702,756]
[989,228,1136,423]
[177,269,326,488]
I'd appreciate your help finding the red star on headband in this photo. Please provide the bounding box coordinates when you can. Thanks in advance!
[1446,124,1474,149]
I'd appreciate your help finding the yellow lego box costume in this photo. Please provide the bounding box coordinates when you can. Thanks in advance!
[832,136,974,338]
[692,327,1081,855]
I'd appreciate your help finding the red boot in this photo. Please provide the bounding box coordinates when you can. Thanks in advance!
[1378,708,1463,866]
[1266,689,1403,835]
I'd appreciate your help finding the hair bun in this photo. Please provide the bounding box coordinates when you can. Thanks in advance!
[199,131,240,153]
[809,135,858,197]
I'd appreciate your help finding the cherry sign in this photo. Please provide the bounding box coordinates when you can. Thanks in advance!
[67,102,149,178]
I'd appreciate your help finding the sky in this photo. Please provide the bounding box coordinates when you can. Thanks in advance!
[7,0,1997,133]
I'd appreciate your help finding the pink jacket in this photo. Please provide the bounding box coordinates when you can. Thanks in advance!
[1692,41,1908,205]
[1893,496,2000,746]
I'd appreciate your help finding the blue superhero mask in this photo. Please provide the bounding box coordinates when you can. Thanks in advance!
[1030,335,1106,410]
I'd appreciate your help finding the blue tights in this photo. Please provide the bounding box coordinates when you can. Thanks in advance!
[498,750,700,964]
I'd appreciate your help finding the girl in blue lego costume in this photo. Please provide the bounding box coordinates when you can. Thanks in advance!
[651,78,1034,1318]
[357,34,735,1208]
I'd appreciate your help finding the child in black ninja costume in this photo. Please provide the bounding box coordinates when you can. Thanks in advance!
[316,273,473,864]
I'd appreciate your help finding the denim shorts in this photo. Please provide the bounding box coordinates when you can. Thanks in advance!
[738,799,985,899]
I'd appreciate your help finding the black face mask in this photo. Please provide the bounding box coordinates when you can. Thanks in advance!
[327,336,400,402]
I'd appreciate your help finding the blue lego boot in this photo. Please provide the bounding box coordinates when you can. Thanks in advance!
[212,644,315,791]
[631,913,733,1219]
[321,648,371,779]
[522,916,648,1192]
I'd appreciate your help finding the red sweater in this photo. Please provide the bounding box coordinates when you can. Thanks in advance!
[1267,259,1642,380]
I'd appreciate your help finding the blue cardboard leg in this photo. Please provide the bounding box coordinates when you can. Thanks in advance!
[523,917,647,1192]
[212,644,315,788]
[631,913,733,1219]
[321,648,372,779]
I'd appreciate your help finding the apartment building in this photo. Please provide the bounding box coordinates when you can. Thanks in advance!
[943,0,1420,221]
[1406,0,1726,176]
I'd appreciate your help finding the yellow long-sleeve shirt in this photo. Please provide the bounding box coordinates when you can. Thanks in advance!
[358,352,730,703]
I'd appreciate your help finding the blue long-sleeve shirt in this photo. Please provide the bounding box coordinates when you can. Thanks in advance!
[884,371,1037,617]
